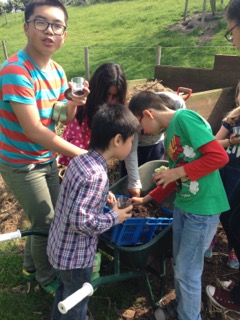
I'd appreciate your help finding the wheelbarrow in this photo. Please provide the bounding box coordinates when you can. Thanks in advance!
[58,160,175,314]
[0,160,175,314]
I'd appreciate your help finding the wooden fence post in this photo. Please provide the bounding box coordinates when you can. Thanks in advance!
[201,0,207,29]
[84,47,90,81]
[183,0,189,21]
[2,40,8,59]
[4,11,7,24]
[156,46,161,66]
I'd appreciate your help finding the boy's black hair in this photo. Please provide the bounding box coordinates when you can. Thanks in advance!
[25,0,68,23]
[89,103,140,151]
[76,63,127,129]
[226,0,240,23]
[128,91,176,117]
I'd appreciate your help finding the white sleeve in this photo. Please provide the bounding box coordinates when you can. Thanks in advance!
[124,132,142,190]
[155,91,186,110]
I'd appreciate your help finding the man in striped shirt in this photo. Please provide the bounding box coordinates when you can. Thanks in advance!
[0,0,88,294]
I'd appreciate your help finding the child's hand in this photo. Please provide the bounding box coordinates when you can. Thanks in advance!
[154,167,186,188]
[128,188,141,197]
[107,191,116,204]
[131,197,144,206]
[112,202,133,224]
[230,133,240,145]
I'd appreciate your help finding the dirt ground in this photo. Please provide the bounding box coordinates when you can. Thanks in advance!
[0,80,240,319]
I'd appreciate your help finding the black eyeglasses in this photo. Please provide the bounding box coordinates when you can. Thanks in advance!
[27,19,66,36]
[225,23,240,42]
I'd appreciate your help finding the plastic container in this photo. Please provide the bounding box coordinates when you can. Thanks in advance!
[102,216,173,246]
[102,160,175,246]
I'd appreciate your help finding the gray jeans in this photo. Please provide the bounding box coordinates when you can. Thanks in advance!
[0,160,60,285]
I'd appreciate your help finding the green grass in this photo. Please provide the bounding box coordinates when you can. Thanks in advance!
[0,241,53,320]
[0,0,236,80]
[0,240,157,319]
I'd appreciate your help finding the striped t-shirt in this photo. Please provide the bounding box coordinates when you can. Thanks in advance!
[0,49,68,166]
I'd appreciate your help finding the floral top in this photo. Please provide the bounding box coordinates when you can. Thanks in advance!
[58,115,91,166]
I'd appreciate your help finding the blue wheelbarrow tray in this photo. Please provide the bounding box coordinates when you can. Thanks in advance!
[94,160,175,308]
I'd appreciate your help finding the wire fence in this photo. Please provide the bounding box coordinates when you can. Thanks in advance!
[0,41,238,80]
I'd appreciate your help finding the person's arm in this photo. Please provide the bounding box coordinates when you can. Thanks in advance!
[124,133,142,197]
[68,167,132,236]
[62,83,90,125]
[154,140,229,188]
[131,182,176,205]
[11,101,87,157]
[142,140,228,204]
[183,140,229,181]
[216,124,240,148]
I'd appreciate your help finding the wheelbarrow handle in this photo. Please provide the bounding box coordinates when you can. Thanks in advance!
[0,229,22,242]
[0,229,48,242]
[176,87,192,101]
[58,282,94,314]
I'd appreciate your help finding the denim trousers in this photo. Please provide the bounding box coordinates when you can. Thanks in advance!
[172,207,220,320]
[0,161,60,285]
[51,267,93,320]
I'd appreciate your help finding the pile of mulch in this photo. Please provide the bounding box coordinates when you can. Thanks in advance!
[126,79,173,103]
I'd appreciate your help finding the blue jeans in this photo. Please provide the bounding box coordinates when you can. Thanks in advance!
[51,267,93,320]
[172,207,220,320]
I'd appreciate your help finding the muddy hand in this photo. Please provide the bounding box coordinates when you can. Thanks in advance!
[113,203,133,224]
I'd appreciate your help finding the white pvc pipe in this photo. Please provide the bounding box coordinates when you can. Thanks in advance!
[0,230,21,242]
[58,282,94,314]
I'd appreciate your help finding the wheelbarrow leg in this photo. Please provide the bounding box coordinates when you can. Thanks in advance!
[144,252,167,308]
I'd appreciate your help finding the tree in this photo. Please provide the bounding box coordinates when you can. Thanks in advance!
[2,0,25,12]
[0,2,5,15]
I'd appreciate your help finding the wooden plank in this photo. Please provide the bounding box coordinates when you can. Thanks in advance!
[186,87,235,134]
[155,55,240,93]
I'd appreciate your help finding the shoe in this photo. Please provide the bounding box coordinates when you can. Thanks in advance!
[204,235,217,258]
[155,299,178,320]
[22,268,36,281]
[219,280,236,291]
[227,249,240,269]
[206,285,240,314]
[40,277,59,295]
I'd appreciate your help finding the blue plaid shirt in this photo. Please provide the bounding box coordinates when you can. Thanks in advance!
[47,150,118,270]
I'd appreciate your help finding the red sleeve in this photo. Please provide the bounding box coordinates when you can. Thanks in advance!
[148,140,228,204]
[183,140,229,181]
[149,182,176,204]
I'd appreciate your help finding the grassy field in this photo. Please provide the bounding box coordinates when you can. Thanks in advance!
[0,0,237,80]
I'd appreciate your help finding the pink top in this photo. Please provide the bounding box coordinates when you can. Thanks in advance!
[58,116,91,166]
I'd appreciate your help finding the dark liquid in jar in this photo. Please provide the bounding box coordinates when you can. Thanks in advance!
[73,89,84,96]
